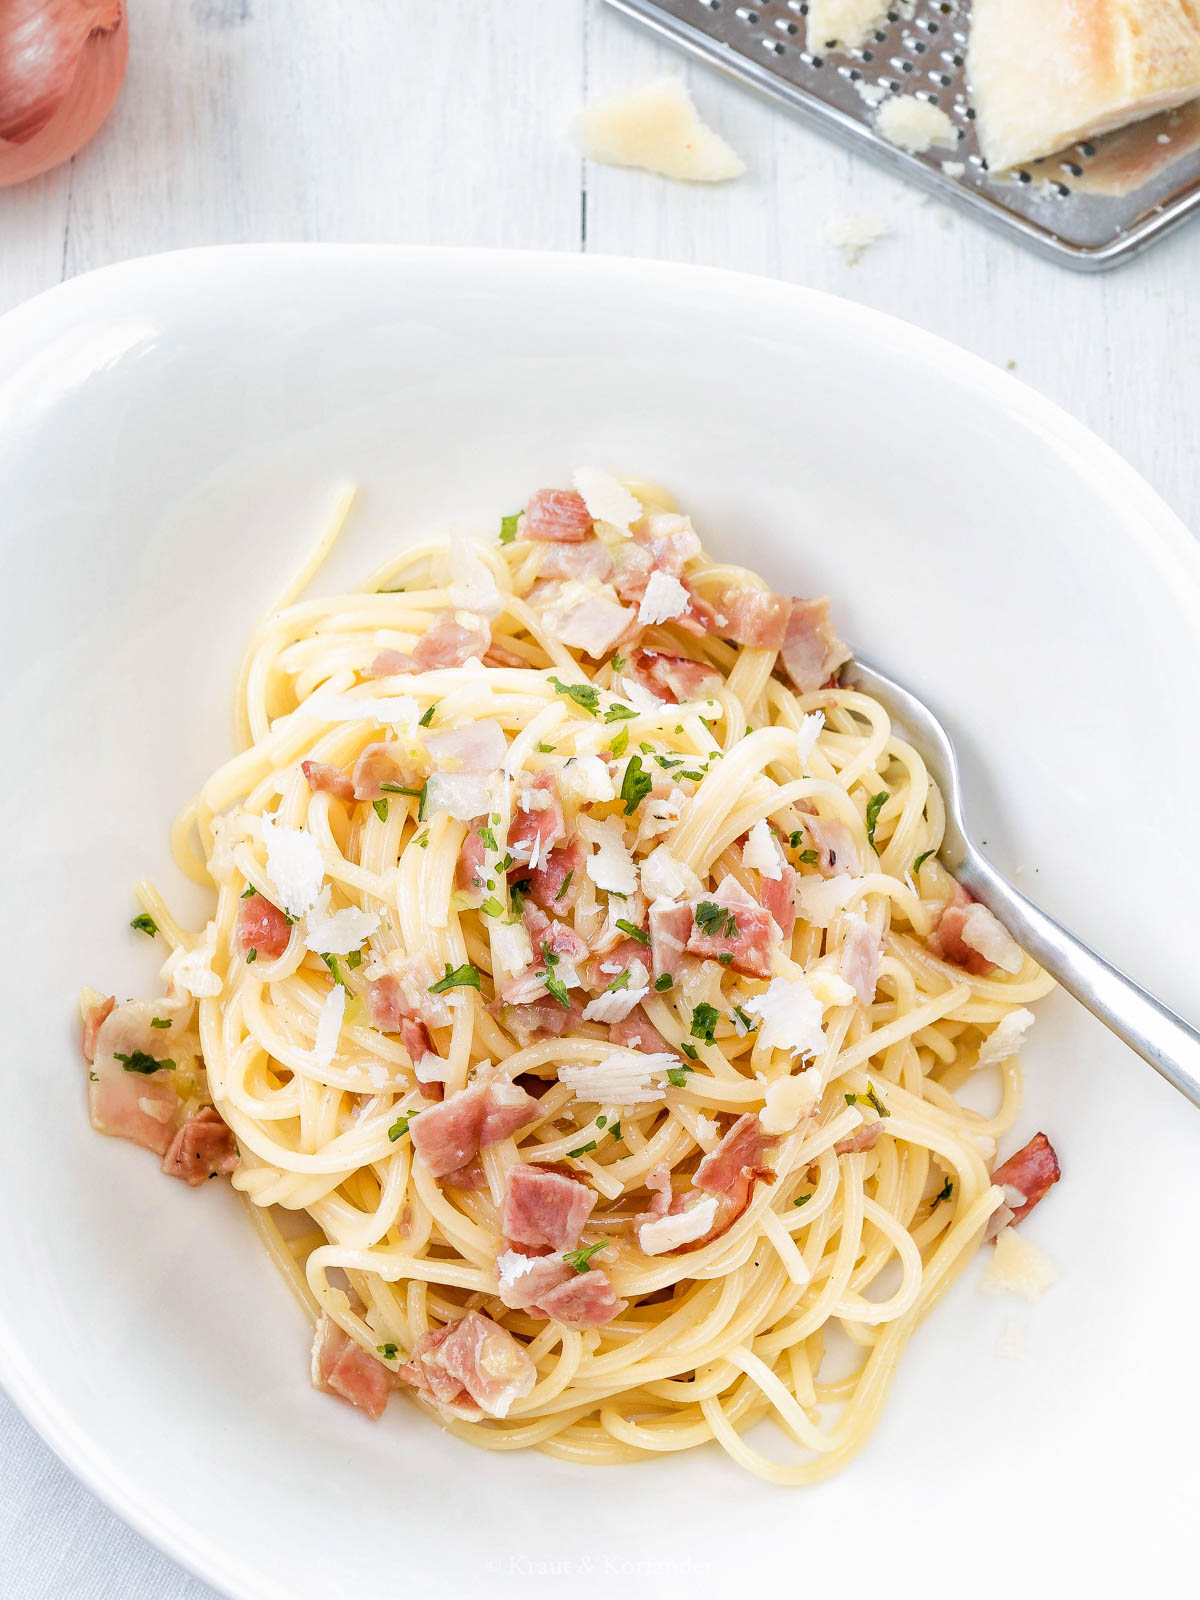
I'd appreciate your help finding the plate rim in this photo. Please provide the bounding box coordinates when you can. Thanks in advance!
[1,241,1197,1600]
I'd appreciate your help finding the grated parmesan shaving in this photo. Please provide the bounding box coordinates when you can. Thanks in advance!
[581,985,650,1024]
[637,571,691,626]
[638,1195,719,1255]
[261,815,325,917]
[304,888,380,956]
[581,815,638,896]
[304,984,345,1070]
[981,1227,1056,1302]
[572,466,643,534]
[558,1052,677,1105]
[161,920,223,1000]
[744,976,826,1057]
[742,819,783,879]
[298,692,419,727]
[977,1007,1036,1068]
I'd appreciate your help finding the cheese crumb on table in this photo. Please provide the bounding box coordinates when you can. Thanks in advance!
[574,77,745,183]
[981,1227,1056,1302]
[824,211,890,265]
[875,95,958,154]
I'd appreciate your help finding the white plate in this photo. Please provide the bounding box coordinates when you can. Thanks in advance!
[0,247,1197,1600]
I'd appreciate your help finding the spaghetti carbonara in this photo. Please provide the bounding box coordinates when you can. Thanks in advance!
[79,470,1059,1483]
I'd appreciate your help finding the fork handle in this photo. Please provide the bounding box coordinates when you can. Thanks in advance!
[957,853,1200,1108]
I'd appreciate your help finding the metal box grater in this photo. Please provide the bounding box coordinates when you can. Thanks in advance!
[604,0,1200,270]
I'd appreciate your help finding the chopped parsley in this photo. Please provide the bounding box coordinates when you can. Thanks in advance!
[678,769,706,783]
[716,951,734,966]
[388,1111,416,1141]
[536,741,556,753]
[610,727,630,759]
[610,651,626,673]
[567,1139,598,1158]
[793,1194,812,1208]
[563,1239,609,1274]
[619,753,652,815]
[653,973,674,992]
[479,825,498,850]
[609,1120,622,1142]
[129,914,158,937]
[732,1005,756,1032]
[799,849,819,865]
[864,1081,890,1118]
[555,870,574,902]
[413,830,430,850]
[150,1017,172,1029]
[690,1003,720,1045]
[418,704,436,728]
[865,791,889,852]
[240,885,256,899]
[379,782,422,797]
[377,1342,399,1360]
[373,798,389,822]
[345,949,362,970]
[320,953,346,986]
[543,970,571,1008]
[428,962,482,994]
[115,1050,174,1075]
[549,677,600,715]
[480,896,506,919]
[678,1041,699,1060]
[604,703,637,724]
[246,948,258,964]
[913,848,936,874]
[88,1070,98,1082]
[615,919,649,946]
[666,1064,693,1088]
[694,901,738,939]
[605,969,631,992]
[499,511,521,544]
[844,1092,858,1107]
[933,1177,953,1205]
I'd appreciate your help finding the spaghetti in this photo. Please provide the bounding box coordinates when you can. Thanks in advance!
[80,472,1055,1483]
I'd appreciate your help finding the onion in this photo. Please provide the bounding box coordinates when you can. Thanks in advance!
[0,1,128,188]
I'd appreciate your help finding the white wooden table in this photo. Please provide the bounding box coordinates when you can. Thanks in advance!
[0,2,1194,1594]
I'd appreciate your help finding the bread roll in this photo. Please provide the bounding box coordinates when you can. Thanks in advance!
[969,0,1200,171]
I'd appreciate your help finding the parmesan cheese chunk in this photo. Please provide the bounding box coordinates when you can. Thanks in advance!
[298,692,419,727]
[969,0,1200,173]
[981,1226,1056,1302]
[161,921,223,1000]
[976,1007,1036,1068]
[806,0,889,50]
[875,94,957,153]
[638,1195,720,1256]
[575,77,746,184]
[581,815,638,896]
[556,754,616,806]
[558,1052,676,1105]
[304,888,381,956]
[637,571,690,626]
[261,815,325,917]
[744,976,826,1058]
[640,844,701,904]
[742,819,783,879]
[795,712,825,764]
[796,872,856,928]
[447,539,504,618]
[572,466,643,534]
[581,985,651,1024]
[305,983,345,1070]
[759,1068,821,1134]
[807,968,857,1009]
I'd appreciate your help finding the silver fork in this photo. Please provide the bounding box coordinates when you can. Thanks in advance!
[843,657,1200,1109]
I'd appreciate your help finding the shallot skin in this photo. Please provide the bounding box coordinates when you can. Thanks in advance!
[0,1,128,188]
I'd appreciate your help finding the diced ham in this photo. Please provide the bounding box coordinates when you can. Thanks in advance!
[523,489,593,543]
[835,1121,882,1155]
[369,610,492,676]
[527,838,585,912]
[634,513,701,573]
[367,953,453,1032]
[609,1010,672,1055]
[625,647,722,706]
[523,903,590,967]
[685,878,776,980]
[533,1270,625,1330]
[456,825,488,907]
[640,1161,676,1220]
[507,771,566,869]
[81,994,115,1063]
[409,1068,541,1177]
[401,1310,536,1419]
[705,584,791,650]
[302,760,354,801]
[237,892,292,960]
[497,994,585,1047]
[537,538,613,582]
[399,1015,435,1069]
[610,543,654,606]
[546,586,636,659]
[990,1133,1060,1230]
[780,596,852,693]
[425,720,508,774]
[694,1112,778,1204]
[312,1314,393,1421]
[648,900,693,982]
[160,1106,238,1186]
[960,903,1023,975]
[760,863,797,941]
[927,883,996,977]
[840,915,881,1005]
[350,741,410,801]
[803,811,862,877]
[86,999,183,1158]
[496,1251,575,1311]
[583,936,649,993]
[503,1165,596,1252]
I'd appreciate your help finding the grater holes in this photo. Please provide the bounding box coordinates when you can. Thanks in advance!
[1062,161,1083,177]
[734,6,760,21]
[763,37,785,53]
[774,16,800,32]
[930,71,953,86]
